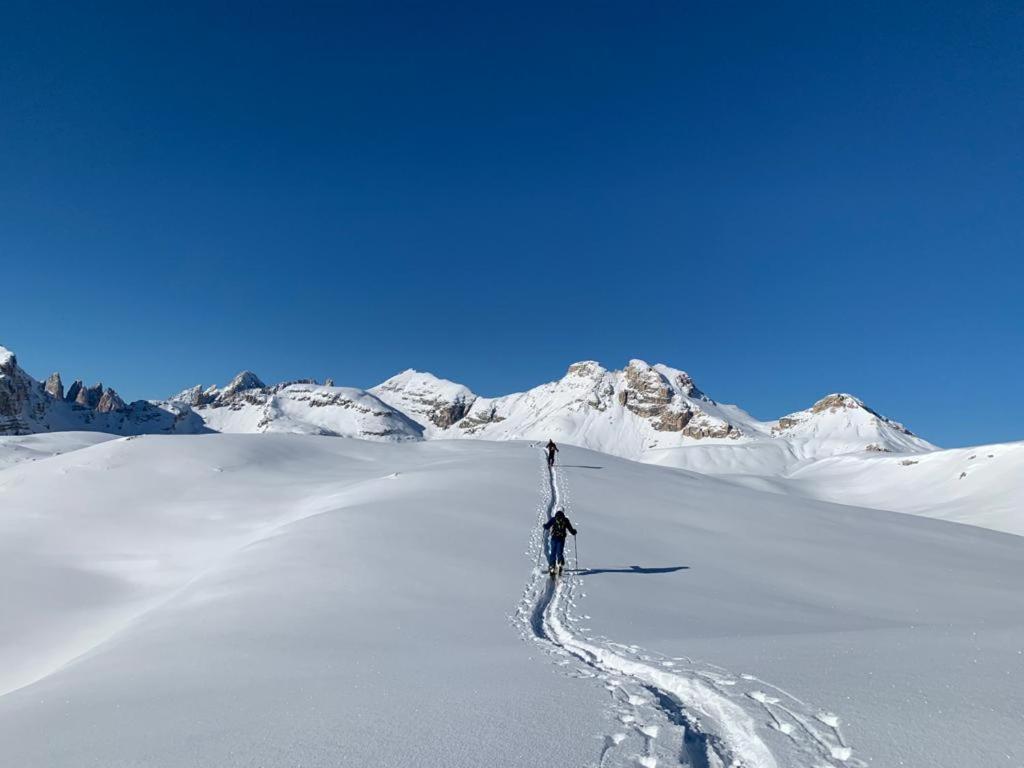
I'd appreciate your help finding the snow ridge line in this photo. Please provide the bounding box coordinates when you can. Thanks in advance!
[518,454,860,768]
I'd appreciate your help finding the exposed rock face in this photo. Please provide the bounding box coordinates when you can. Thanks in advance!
[45,373,64,400]
[172,384,216,408]
[96,388,127,413]
[0,348,32,434]
[0,348,17,377]
[222,371,265,398]
[456,405,505,431]
[771,391,930,456]
[75,384,105,409]
[0,345,208,436]
[370,370,478,431]
[622,361,673,414]
[811,393,863,414]
[617,361,734,438]
[779,393,917,438]
[682,421,734,439]
[170,372,267,409]
[65,380,83,403]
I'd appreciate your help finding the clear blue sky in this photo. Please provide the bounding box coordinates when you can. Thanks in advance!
[1,2,1021,447]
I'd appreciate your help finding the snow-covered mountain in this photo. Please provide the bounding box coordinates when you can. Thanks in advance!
[373,359,936,466]
[4,346,1023,766]
[0,346,203,436]
[0,343,941,465]
[168,371,422,441]
[369,369,477,435]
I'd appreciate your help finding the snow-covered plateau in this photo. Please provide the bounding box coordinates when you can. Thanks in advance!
[2,344,1023,766]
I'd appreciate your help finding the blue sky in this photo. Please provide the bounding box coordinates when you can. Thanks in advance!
[1,2,1021,447]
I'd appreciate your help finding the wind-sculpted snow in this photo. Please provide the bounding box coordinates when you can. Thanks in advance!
[2,437,1023,765]
[519,456,861,767]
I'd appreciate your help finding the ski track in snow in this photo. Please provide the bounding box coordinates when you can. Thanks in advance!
[516,454,864,768]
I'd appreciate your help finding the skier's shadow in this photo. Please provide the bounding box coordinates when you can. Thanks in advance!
[570,565,689,576]
[557,465,604,470]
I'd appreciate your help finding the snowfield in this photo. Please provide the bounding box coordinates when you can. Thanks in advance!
[2,435,1023,767]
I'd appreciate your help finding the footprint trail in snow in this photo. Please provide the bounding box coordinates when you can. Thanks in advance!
[516,456,863,768]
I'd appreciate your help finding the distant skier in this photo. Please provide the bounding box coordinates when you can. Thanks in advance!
[545,439,559,468]
[543,508,577,575]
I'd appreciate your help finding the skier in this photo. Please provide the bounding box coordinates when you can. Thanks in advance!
[543,508,577,575]
[545,439,559,467]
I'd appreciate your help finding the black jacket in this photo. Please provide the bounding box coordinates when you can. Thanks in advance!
[543,515,576,540]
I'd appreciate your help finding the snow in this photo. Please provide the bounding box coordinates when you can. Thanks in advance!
[189,385,423,440]
[0,431,118,470]
[371,369,478,434]
[775,440,1024,535]
[3,436,1023,766]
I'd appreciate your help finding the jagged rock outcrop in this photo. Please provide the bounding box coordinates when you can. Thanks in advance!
[0,344,208,437]
[96,388,127,413]
[0,347,32,434]
[75,383,105,409]
[65,380,83,403]
[222,371,265,398]
[44,373,64,400]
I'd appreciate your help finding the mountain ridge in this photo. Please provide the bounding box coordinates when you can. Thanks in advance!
[0,344,939,467]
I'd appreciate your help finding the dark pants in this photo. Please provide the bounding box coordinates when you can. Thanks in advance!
[549,536,566,566]
[547,452,555,466]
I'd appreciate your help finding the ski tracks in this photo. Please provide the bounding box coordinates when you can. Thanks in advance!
[515,457,863,768]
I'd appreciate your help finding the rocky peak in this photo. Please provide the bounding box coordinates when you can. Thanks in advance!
[371,369,477,430]
[44,372,64,400]
[65,380,83,403]
[96,387,127,413]
[621,360,672,406]
[565,361,606,380]
[810,393,868,414]
[223,371,266,397]
[75,383,105,409]
[775,392,918,442]
[0,346,17,377]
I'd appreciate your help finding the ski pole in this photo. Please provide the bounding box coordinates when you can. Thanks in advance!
[574,534,579,572]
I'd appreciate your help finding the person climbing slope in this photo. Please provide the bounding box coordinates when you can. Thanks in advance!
[545,439,559,467]
[543,508,577,576]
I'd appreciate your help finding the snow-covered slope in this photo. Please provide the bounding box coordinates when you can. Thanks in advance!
[0,432,118,470]
[645,392,938,477]
[2,437,1023,766]
[767,440,1024,536]
[371,368,478,435]
[771,393,934,457]
[459,360,759,447]
[169,372,423,441]
[370,362,939,472]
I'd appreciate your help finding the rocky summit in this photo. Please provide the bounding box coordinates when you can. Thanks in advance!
[0,343,936,465]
